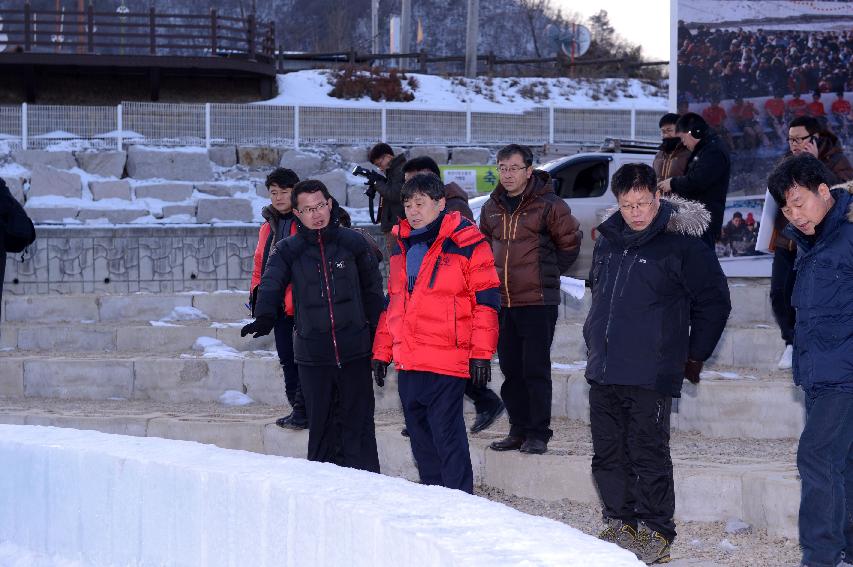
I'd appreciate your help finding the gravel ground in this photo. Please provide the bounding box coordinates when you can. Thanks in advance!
[478,486,802,566]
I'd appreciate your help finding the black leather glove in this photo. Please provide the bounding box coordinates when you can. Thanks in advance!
[372,359,389,387]
[469,359,491,388]
[240,315,275,338]
[684,358,703,384]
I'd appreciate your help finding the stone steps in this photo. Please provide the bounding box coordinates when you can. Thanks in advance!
[3,280,774,326]
[0,352,802,439]
[0,399,798,540]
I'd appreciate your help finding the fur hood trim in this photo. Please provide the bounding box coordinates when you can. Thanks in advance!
[602,194,711,237]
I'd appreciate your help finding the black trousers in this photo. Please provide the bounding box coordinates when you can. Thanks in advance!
[298,357,380,473]
[273,315,306,417]
[589,382,676,540]
[398,370,473,493]
[464,380,502,414]
[770,245,797,345]
[497,305,558,442]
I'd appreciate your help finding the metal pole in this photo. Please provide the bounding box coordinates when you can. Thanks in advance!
[465,102,472,144]
[400,0,411,68]
[116,104,123,150]
[371,0,379,55]
[204,103,211,149]
[21,103,27,150]
[464,0,479,78]
[548,103,554,144]
[293,105,300,149]
[381,105,387,142]
[630,107,636,139]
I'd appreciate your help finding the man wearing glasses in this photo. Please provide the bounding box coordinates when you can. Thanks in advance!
[242,180,385,473]
[657,112,731,249]
[585,163,730,564]
[479,144,582,455]
[771,116,853,370]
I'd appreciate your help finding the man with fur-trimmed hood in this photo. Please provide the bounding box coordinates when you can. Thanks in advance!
[584,163,731,565]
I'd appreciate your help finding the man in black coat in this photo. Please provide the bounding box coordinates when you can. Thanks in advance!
[242,179,385,473]
[369,143,407,257]
[1,179,36,320]
[584,163,731,564]
[658,112,731,249]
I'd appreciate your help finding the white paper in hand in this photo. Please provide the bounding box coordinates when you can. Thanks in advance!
[559,276,586,301]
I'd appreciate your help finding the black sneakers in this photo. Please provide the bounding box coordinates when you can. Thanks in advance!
[275,413,308,430]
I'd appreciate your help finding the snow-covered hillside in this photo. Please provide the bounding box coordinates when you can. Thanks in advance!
[263,70,667,112]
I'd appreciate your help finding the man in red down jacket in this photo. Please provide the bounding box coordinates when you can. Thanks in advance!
[250,168,306,429]
[401,155,507,433]
[372,173,500,493]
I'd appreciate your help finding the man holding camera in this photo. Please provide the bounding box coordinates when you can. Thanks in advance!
[368,143,407,256]
[372,173,500,493]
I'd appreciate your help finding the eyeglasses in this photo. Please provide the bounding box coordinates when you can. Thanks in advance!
[619,200,655,213]
[498,165,529,174]
[297,201,329,215]
[787,134,815,145]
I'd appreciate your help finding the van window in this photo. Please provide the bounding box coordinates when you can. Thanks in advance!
[551,159,610,199]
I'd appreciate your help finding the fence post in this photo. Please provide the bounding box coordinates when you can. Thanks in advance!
[87,2,94,53]
[21,103,27,150]
[293,105,300,149]
[630,107,636,139]
[381,105,387,142]
[548,103,555,145]
[465,102,472,145]
[205,103,211,149]
[210,9,218,56]
[149,7,156,54]
[23,2,32,51]
[418,49,427,74]
[116,104,123,150]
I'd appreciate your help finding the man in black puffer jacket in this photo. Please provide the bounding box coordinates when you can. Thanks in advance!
[242,179,385,473]
[584,163,730,565]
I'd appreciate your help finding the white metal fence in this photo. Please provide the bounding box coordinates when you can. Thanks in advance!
[0,102,664,150]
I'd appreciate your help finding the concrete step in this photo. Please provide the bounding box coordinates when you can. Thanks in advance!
[553,322,786,371]
[1,291,251,324]
[2,280,775,327]
[1,318,785,373]
[0,353,803,439]
[0,399,798,540]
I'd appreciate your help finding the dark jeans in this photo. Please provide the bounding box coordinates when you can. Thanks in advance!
[299,357,380,473]
[797,389,853,567]
[589,382,676,540]
[464,380,503,414]
[398,370,473,493]
[497,304,558,442]
[273,315,306,419]
[770,245,797,345]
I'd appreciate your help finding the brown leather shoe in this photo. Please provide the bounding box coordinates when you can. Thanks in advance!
[489,435,525,451]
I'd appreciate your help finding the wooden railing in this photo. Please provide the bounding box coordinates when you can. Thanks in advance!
[0,2,275,60]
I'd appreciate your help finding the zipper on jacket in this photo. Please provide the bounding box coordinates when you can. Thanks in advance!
[428,255,442,288]
[502,194,528,309]
[318,230,342,368]
[601,249,629,380]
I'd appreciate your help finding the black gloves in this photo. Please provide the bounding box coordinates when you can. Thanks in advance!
[371,359,389,387]
[684,358,703,384]
[469,359,491,387]
[240,315,275,338]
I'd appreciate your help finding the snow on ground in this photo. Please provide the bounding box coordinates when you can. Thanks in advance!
[0,542,89,567]
[218,390,255,406]
[680,0,853,26]
[191,336,243,359]
[0,425,643,566]
[262,70,667,112]
[158,306,208,323]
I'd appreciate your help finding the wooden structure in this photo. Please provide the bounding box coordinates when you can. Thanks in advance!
[0,3,276,102]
